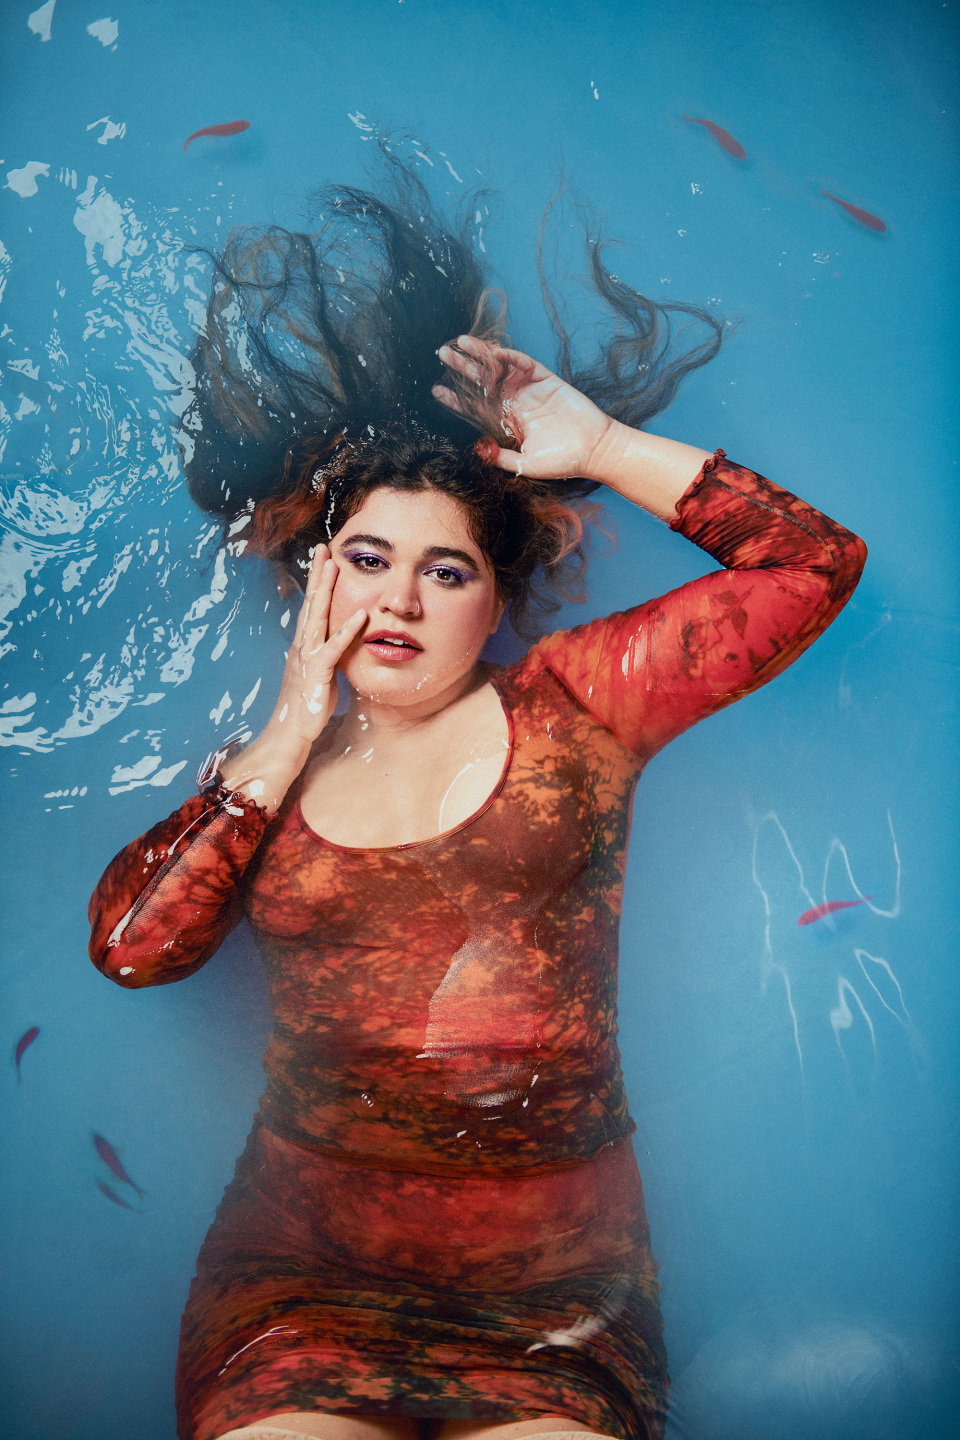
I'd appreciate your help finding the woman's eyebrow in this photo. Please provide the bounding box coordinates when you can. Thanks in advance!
[337,532,394,551]
[337,535,481,571]
[422,545,480,570]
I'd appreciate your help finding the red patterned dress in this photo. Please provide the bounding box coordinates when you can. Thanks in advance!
[88,454,866,1440]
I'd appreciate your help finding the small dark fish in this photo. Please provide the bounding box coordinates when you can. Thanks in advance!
[798,895,874,926]
[183,120,251,153]
[93,1133,144,1196]
[820,190,887,232]
[682,114,747,160]
[97,1179,141,1213]
[15,1025,39,1081]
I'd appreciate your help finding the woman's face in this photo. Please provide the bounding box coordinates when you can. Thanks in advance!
[327,486,504,709]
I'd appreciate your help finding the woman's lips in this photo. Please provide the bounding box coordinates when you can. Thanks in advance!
[363,631,423,663]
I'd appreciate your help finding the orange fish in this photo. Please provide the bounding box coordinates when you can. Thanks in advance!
[820,190,887,232]
[183,120,251,153]
[97,1179,141,1213]
[681,114,746,160]
[797,896,874,926]
[93,1132,144,1196]
[15,1025,39,1081]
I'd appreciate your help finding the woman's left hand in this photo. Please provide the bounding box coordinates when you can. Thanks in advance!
[433,335,615,481]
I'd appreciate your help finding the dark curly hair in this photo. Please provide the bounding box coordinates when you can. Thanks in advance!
[243,425,600,637]
[180,145,725,636]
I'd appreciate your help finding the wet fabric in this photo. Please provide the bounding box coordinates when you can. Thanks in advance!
[88,454,867,1440]
[179,1122,666,1440]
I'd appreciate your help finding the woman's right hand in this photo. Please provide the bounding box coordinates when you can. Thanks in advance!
[220,545,366,812]
[433,336,615,481]
[274,543,367,745]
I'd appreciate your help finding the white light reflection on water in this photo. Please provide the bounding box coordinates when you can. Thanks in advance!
[0,173,259,767]
[749,809,912,1075]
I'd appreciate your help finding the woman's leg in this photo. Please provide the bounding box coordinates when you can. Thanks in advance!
[435,1420,615,1440]
[217,1417,618,1440]
[216,1415,422,1440]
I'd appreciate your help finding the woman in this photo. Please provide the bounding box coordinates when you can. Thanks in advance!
[88,162,866,1440]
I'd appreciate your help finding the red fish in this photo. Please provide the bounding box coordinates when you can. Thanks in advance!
[15,1025,39,1082]
[820,190,887,233]
[97,1179,141,1213]
[93,1133,144,1196]
[798,896,874,926]
[183,120,250,153]
[681,114,746,160]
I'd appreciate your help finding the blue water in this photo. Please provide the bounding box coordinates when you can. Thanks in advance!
[1,1,958,1437]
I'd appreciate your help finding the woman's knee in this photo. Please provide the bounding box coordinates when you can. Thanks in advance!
[216,1428,311,1440]
[215,1427,317,1440]
[434,1424,619,1440]
[215,1417,422,1440]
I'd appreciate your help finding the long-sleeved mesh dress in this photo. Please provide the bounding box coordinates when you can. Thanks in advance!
[88,454,866,1440]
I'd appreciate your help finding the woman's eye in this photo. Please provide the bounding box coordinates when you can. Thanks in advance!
[350,554,386,572]
[428,566,466,586]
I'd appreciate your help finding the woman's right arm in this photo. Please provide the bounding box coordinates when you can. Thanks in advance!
[88,786,270,988]
[90,541,366,989]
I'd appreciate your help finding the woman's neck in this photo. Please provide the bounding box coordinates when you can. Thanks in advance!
[339,663,489,741]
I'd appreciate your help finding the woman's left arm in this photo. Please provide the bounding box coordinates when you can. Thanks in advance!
[435,337,867,759]
[535,449,867,758]
[433,334,714,517]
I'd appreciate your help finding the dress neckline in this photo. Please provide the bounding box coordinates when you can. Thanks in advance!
[293,673,515,855]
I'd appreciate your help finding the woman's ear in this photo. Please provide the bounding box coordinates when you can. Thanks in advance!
[276,566,302,600]
[489,596,507,636]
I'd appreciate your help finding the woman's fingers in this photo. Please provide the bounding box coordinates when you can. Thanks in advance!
[299,553,339,659]
[438,343,487,388]
[301,607,366,714]
[434,379,519,446]
[445,333,493,363]
[326,607,367,662]
[431,383,466,415]
[291,544,329,646]
[494,344,550,380]
[450,334,512,368]
[447,335,549,384]
[487,446,524,475]
[306,541,330,590]
[314,552,339,628]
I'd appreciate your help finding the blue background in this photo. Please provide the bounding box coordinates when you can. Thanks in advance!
[1,1,957,1437]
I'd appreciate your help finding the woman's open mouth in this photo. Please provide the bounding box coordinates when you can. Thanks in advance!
[363,630,424,663]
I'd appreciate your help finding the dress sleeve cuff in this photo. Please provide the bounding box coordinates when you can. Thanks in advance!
[666,448,868,583]
[203,777,273,825]
[195,727,276,825]
[668,448,727,531]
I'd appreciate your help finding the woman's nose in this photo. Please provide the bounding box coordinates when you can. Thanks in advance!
[379,571,422,618]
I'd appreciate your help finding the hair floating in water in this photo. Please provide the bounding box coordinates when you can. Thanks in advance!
[180,141,727,635]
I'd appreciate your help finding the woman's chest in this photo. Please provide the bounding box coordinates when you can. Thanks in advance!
[300,736,511,852]
[299,679,510,850]
[245,688,637,948]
